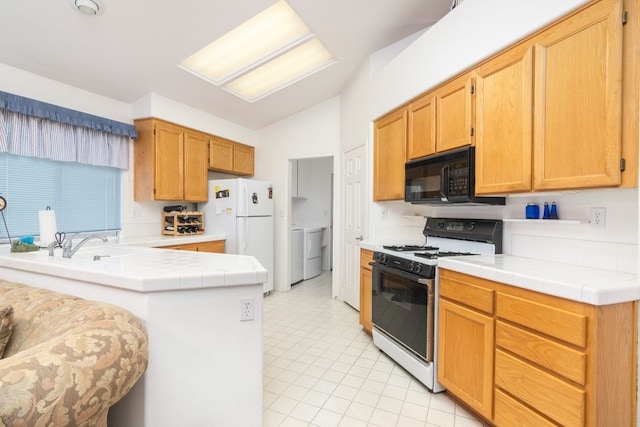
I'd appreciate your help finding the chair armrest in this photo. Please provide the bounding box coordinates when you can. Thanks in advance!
[0,319,148,426]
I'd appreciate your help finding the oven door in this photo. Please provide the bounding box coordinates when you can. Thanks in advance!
[371,262,434,362]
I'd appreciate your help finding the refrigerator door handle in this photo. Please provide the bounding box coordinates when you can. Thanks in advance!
[241,180,249,217]
[243,216,249,252]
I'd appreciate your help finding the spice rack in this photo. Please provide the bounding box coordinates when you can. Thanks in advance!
[162,211,204,236]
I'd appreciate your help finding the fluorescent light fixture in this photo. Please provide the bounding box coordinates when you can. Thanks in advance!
[178,0,335,102]
[224,38,335,102]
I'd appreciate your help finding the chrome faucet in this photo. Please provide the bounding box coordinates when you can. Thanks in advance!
[62,234,107,258]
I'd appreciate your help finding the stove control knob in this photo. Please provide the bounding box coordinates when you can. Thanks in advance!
[438,221,445,228]
[408,262,415,271]
[379,253,387,263]
[468,222,476,231]
[414,264,422,273]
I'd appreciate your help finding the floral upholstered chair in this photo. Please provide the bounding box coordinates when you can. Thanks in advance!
[0,281,148,426]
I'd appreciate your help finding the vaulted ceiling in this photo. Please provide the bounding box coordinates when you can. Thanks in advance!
[0,0,451,129]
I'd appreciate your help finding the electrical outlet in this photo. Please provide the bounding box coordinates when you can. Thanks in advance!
[240,297,255,321]
[590,207,606,228]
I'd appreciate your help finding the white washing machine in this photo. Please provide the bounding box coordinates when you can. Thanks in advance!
[291,227,304,285]
[303,227,323,280]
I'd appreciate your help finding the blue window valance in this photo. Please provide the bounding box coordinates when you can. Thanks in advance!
[0,91,137,138]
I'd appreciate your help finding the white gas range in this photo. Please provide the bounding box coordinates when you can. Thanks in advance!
[370,218,503,393]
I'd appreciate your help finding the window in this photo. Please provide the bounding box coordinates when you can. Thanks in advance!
[0,153,120,240]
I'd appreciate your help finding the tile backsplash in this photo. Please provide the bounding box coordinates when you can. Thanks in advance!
[510,233,637,274]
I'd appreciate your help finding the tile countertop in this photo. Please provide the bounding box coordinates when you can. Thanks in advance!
[118,233,226,248]
[439,254,640,306]
[0,236,268,293]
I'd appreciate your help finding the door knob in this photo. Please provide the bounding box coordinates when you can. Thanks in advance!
[355,236,363,241]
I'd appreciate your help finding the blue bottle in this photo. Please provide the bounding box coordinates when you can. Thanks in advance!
[550,201,558,219]
[543,202,550,219]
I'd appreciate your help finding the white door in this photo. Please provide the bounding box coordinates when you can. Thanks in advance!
[341,144,366,309]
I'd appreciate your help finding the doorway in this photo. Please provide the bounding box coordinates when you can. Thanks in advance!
[289,156,334,288]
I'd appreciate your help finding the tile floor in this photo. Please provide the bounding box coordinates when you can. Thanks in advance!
[263,272,486,427]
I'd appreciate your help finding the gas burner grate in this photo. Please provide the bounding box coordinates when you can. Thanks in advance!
[414,251,478,259]
[382,245,439,252]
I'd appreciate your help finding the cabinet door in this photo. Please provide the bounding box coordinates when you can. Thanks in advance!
[374,108,407,201]
[197,240,225,253]
[475,46,534,194]
[183,130,209,202]
[435,73,474,152]
[233,144,255,176]
[359,249,373,334]
[154,121,184,201]
[533,0,623,190]
[438,298,494,420]
[407,94,436,159]
[209,137,234,173]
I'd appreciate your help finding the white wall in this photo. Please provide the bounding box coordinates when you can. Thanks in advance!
[0,63,132,124]
[257,97,340,291]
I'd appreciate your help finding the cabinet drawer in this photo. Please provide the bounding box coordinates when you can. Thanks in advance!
[494,389,556,427]
[497,293,587,348]
[496,321,586,385]
[495,349,585,426]
[360,249,374,270]
[439,273,494,315]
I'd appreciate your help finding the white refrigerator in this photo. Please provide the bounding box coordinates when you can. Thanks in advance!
[199,178,274,293]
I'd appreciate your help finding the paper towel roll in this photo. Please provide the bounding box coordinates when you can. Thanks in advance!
[39,210,57,246]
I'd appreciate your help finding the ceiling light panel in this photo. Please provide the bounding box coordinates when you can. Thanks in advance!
[223,38,336,102]
[179,1,313,85]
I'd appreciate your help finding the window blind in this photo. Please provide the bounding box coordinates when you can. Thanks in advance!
[0,153,121,239]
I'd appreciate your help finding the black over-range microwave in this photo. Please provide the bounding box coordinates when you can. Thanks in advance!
[405,147,505,205]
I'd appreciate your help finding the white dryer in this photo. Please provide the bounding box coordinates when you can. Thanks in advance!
[302,227,323,280]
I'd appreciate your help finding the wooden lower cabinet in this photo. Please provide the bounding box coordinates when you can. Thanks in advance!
[359,249,374,334]
[160,240,225,253]
[438,273,495,420]
[438,269,636,426]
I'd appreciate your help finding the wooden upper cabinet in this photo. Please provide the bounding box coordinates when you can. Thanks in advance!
[153,121,184,200]
[209,136,233,172]
[435,72,474,152]
[209,136,255,176]
[475,45,534,194]
[183,130,209,202]
[374,108,407,201]
[533,0,623,190]
[134,118,208,202]
[407,94,436,159]
[233,144,255,176]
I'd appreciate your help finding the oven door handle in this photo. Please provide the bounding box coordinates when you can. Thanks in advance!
[371,262,433,286]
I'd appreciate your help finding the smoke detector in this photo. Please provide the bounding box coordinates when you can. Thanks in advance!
[68,0,105,15]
